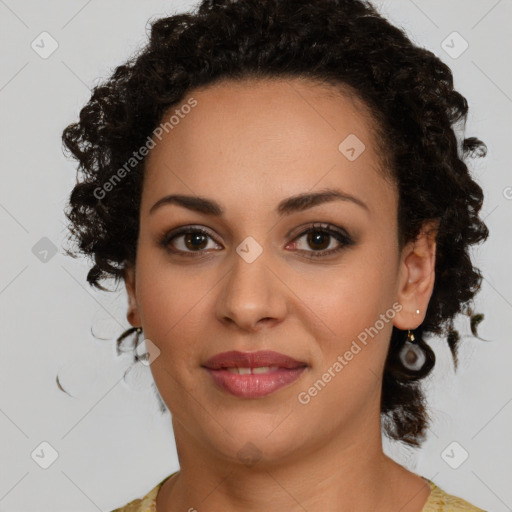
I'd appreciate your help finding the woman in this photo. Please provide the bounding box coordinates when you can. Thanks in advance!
[61,0,489,510]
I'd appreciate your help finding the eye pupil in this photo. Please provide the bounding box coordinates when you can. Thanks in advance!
[308,231,329,250]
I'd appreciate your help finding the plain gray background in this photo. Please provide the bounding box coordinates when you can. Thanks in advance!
[0,1,510,510]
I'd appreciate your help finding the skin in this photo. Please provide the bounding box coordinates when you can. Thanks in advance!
[123,77,438,511]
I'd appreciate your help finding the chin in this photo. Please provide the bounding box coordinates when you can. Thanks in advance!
[195,416,309,468]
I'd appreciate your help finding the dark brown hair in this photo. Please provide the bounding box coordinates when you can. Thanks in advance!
[61,0,488,447]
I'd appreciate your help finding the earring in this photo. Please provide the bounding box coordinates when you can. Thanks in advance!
[398,329,426,371]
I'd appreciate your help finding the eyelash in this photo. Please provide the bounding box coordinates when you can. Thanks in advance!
[159,223,354,260]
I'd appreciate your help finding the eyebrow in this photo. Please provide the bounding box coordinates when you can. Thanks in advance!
[148,188,370,217]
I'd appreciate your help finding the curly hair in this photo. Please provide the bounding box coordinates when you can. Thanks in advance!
[61,0,489,447]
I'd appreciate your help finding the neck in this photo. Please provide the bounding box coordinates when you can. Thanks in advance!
[156,416,430,512]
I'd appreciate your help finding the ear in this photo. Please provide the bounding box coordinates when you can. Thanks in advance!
[123,263,142,327]
[393,219,439,330]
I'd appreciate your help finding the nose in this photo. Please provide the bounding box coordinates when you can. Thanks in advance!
[215,247,288,333]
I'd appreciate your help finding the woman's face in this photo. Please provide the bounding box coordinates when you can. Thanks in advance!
[124,77,435,465]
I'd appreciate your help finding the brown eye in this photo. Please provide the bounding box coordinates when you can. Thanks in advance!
[159,226,221,257]
[288,223,354,259]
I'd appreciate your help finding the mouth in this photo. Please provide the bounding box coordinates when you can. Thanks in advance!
[202,350,308,398]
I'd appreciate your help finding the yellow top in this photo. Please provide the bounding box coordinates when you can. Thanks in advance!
[111,472,487,512]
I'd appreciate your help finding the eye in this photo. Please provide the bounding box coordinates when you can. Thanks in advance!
[287,223,354,258]
[159,226,221,257]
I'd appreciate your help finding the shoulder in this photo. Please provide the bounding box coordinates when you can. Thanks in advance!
[110,473,176,512]
[422,479,487,512]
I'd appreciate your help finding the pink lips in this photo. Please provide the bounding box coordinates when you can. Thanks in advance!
[202,350,308,398]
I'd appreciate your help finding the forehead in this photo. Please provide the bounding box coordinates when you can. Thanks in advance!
[142,77,395,217]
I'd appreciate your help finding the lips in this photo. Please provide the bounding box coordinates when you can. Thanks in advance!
[202,350,308,399]
[202,350,307,370]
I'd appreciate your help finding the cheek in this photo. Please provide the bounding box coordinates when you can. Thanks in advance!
[296,255,394,333]
[294,273,395,418]
[136,247,206,328]
[292,250,397,377]
[135,254,207,411]
[133,252,203,372]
